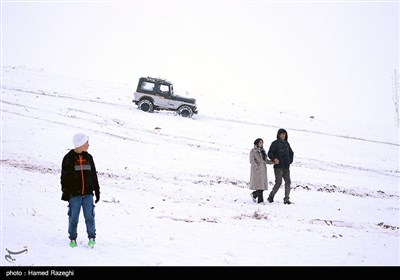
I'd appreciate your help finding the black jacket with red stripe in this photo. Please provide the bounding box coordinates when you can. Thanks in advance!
[61,150,100,198]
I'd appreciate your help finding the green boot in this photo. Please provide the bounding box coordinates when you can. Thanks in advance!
[69,240,77,248]
[88,238,96,247]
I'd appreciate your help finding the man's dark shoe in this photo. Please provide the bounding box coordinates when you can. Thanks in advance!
[267,196,274,203]
[284,200,292,205]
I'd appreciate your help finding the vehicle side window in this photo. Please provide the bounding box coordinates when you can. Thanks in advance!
[141,82,155,92]
[159,84,170,94]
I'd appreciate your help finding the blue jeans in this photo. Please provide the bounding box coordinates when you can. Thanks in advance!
[68,194,96,241]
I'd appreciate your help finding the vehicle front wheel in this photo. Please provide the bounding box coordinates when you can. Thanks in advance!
[138,99,154,113]
[178,105,193,118]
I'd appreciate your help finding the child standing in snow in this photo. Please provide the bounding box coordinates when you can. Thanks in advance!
[61,132,100,248]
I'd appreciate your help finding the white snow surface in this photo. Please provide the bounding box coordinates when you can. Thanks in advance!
[1,66,399,267]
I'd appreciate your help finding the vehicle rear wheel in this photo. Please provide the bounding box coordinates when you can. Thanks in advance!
[178,105,193,118]
[138,99,154,113]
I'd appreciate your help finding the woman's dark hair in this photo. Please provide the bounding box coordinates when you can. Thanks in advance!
[254,138,263,146]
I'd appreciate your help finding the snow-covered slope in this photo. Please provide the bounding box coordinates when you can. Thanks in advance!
[1,66,399,266]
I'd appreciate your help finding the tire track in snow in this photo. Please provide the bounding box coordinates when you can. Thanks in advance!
[1,159,397,199]
[2,86,398,182]
[3,85,398,147]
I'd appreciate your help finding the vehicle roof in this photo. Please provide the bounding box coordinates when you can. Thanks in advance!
[140,76,173,85]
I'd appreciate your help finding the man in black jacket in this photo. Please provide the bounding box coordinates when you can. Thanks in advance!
[61,132,100,248]
[267,128,294,204]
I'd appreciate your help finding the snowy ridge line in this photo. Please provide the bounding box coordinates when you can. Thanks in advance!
[1,97,105,120]
[292,183,399,199]
[209,115,399,147]
[2,105,397,200]
[3,86,398,173]
[1,103,228,153]
[1,100,111,130]
[3,92,396,173]
[0,159,139,179]
[0,159,59,175]
[1,100,33,109]
[310,219,353,228]
[2,65,128,89]
[1,100,156,140]
[1,86,124,107]
[157,215,219,223]
[2,158,397,200]
[295,157,399,178]
[5,95,394,175]
[376,222,400,231]
[1,107,221,152]
[3,85,398,147]
[1,109,147,144]
[309,219,399,236]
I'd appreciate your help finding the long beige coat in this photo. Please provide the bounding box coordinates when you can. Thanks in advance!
[249,148,273,190]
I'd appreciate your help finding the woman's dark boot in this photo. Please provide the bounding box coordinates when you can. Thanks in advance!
[257,190,264,204]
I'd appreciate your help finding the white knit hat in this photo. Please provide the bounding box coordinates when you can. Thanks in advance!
[73,133,89,148]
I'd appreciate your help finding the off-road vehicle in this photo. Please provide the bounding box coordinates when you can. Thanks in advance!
[132,77,198,118]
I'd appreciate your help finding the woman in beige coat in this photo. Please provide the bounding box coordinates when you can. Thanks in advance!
[249,138,274,204]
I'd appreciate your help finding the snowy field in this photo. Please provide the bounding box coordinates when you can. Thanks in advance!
[1,66,399,267]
